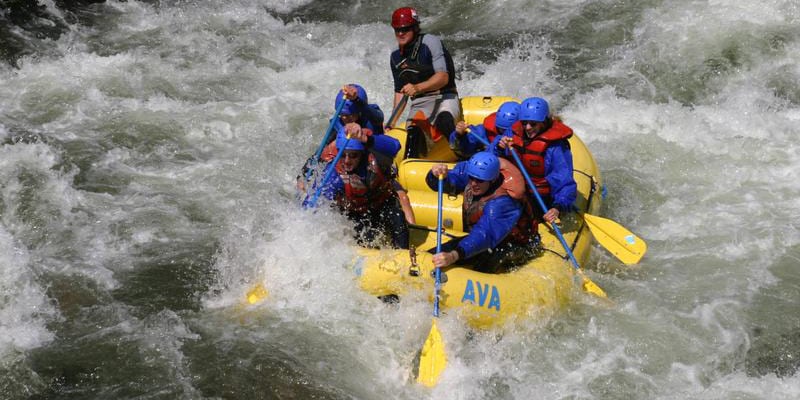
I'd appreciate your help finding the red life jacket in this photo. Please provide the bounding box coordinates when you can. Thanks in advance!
[320,131,394,213]
[334,154,394,213]
[462,158,535,243]
[483,113,524,144]
[511,119,573,196]
[320,127,374,161]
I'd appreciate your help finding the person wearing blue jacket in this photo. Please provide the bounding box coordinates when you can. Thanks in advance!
[449,101,523,160]
[495,97,577,224]
[335,84,385,137]
[316,129,409,249]
[424,152,537,273]
[299,84,386,185]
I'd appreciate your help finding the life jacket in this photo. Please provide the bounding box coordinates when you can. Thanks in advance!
[511,119,573,197]
[395,34,457,95]
[319,129,394,213]
[462,158,535,243]
[483,113,524,144]
[334,154,394,213]
[320,127,373,161]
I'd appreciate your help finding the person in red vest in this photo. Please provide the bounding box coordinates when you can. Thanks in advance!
[299,85,416,225]
[496,97,577,224]
[314,128,409,249]
[449,101,523,160]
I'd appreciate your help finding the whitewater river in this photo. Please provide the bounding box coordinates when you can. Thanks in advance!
[2,1,799,398]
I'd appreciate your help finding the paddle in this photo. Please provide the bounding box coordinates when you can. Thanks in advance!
[581,213,646,264]
[506,147,608,299]
[385,94,409,131]
[417,173,447,387]
[246,283,269,305]
[303,88,348,184]
[466,130,607,298]
[304,135,352,209]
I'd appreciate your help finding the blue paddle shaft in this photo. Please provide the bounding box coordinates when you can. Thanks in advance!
[305,137,351,209]
[303,97,347,183]
[434,174,443,317]
[315,98,346,161]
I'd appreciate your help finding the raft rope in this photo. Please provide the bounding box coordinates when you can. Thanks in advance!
[541,169,597,261]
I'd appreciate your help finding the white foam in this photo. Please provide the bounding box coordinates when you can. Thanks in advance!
[0,226,56,357]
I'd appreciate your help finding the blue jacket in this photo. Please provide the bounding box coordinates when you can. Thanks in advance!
[489,135,577,211]
[449,124,489,159]
[320,134,401,200]
[539,141,576,210]
[426,161,522,259]
[333,102,385,136]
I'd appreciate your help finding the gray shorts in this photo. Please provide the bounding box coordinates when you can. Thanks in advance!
[405,93,462,125]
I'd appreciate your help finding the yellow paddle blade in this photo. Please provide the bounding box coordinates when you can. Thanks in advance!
[246,283,269,305]
[417,319,447,387]
[583,214,647,265]
[578,269,608,299]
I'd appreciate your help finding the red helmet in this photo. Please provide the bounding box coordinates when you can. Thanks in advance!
[391,7,419,29]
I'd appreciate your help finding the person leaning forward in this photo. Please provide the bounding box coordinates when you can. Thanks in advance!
[389,6,461,159]
[425,152,538,273]
[313,127,409,250]
[299,85,415,226]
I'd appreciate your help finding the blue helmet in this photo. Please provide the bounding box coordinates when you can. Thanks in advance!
[466,151,500,182]
[495,101,520,130]
[334,84,368,116]
[520,97,549,122]
[335,131,365,152]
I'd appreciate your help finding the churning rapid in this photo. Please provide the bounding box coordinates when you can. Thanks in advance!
[1,1,799,398]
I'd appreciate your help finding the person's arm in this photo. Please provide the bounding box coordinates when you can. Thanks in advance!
[425,161,467,194]
[545,142,577,209]
[456,197,521,259]
[416,35,449,93]
[366,133,401,162]
[450,123,488,159]
[364,104,385,134]
[394,182,416,224]
[403,72,448,96]
[543,142,577,219]
[433,197,521,267]
[399,35,450,97]
[389,51,406,114]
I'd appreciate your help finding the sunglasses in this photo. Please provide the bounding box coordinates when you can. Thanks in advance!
[394,26,414,34]
[342,151,362,159]
[521,120,544,126]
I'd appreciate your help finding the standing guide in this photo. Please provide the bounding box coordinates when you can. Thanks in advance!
[389,7,461,159]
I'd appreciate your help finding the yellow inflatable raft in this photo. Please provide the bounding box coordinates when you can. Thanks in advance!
[352,96,604,329]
